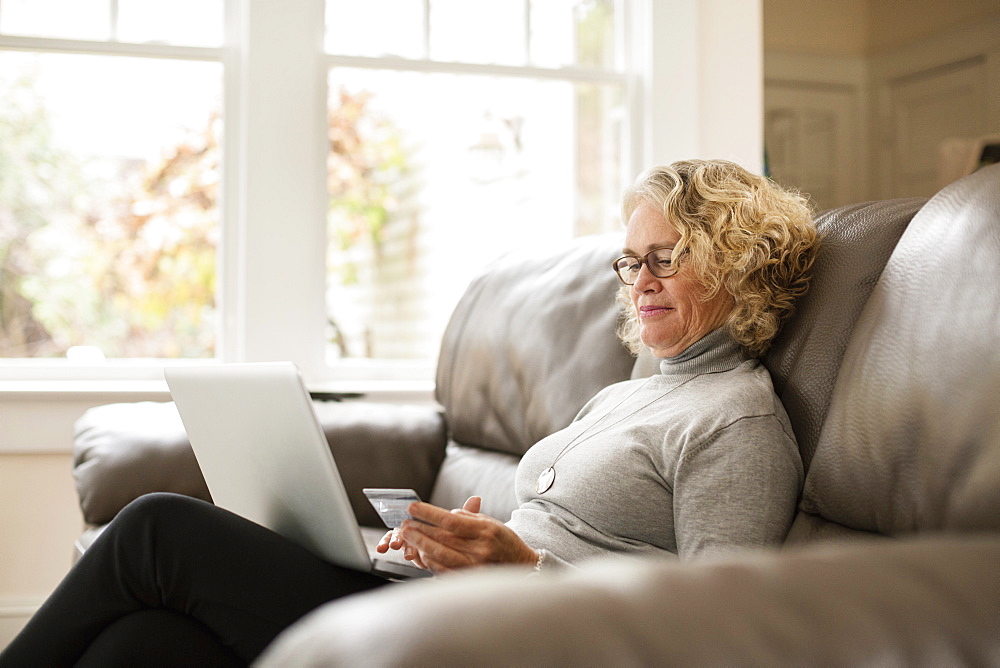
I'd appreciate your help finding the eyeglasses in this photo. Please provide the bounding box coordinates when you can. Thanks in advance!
[612,247,681,285]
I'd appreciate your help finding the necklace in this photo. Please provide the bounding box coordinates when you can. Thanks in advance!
[535,374,696,494]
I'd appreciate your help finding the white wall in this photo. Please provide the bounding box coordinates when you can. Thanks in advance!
[0,390,169,647]
[0,453,85,645]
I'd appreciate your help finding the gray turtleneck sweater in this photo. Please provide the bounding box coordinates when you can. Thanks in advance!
[505,328,803,570]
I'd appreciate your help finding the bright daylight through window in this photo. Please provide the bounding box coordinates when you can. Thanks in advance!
[0,0,223,361]
[324,0,626,361]
[0,0,629,375]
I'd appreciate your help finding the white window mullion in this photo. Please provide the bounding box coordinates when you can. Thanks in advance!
[524,0,532,65]
[422,0,431,59]
[218,0,243,364]
[109,0,119,42]
[226,0,328,379]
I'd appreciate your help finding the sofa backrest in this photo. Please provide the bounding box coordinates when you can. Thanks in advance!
[435,232,636,457]
[763,197,925,470]
[794,164,1000,539]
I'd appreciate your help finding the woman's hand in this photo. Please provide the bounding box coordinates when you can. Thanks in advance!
[374,497,483,568]
[398,496,539,573]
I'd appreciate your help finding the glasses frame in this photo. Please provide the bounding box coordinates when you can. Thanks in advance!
[612,246,680,285]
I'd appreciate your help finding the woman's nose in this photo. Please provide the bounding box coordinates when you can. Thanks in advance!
[632,262,661,292]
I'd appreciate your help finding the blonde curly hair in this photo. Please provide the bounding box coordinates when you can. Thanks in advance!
[618,159,818,358]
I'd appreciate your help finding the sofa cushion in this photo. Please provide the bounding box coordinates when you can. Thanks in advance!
[74,402,208,526]
[801,164,1000,534]
[435,232,636,457]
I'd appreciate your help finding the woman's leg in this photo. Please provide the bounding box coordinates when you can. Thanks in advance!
[0,493,391,666]
[75,609,244,668]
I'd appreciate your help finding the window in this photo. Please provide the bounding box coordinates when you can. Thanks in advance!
[324,0,629,361]
[0,0,640,385]
[0,0,223,362]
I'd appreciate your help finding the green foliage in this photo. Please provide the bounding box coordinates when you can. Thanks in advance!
[0,61,218,358]
[0,64,405,359]
[327,87,408,285]
[85,116,220,358]
[0,66,90,356]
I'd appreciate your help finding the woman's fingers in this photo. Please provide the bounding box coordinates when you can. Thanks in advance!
[461,496,482,514]
[399,515,534,571]
[399,526,474,572]
[375,528,405,554]
[408,503,488,539]
[375,529,392,553]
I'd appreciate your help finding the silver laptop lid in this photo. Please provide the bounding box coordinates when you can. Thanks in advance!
[164,362,372,573]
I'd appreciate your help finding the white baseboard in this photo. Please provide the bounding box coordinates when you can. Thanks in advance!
[0,597,43,650]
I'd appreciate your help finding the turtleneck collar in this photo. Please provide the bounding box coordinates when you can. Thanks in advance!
[657,327,750,376]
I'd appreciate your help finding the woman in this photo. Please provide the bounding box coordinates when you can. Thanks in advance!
[1,159,817,666]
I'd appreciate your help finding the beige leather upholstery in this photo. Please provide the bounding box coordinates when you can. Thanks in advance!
[259,535,1000,667]
[430,232,635,517]
[764,197,925,469]
[801,164,1000,535]
[74,402,208,526]
[435,232,634,457]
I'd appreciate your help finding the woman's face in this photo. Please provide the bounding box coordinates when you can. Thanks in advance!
[624,201,734,358]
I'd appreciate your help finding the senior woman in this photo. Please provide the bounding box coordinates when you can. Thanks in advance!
[1,159,817,667]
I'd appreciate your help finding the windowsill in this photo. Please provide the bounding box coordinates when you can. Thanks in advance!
[0,357,438,402]
[0,380,172,400]
[0,378,436,402]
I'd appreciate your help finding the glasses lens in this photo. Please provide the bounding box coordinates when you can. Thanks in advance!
[647,248,675,277]
[614,257,640,284]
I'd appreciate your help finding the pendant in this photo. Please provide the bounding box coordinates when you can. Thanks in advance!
[536,466,555,494]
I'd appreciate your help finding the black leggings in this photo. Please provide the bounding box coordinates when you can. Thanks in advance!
[0,493,392,667]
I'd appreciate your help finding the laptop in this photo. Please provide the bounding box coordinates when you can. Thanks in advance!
[163,361,428,580]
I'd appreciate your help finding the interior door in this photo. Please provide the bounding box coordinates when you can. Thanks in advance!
[880,57,989,198]
[765,84,861,213]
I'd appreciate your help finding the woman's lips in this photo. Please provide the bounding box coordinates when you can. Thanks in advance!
[639,305,673,318]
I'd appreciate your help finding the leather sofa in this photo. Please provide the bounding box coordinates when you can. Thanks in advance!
[73,164,1000,665]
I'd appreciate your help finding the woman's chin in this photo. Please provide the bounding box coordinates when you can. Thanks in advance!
[641,336,681,358]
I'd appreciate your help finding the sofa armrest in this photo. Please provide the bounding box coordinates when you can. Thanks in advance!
[73,400,448,527]
[258,535,1000,666]
[73,402,207,526]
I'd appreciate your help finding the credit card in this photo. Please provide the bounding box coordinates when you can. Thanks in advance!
[362,488,421,529]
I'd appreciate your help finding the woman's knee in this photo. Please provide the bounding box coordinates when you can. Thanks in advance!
[120,492,207,518]
[109,493,215,543]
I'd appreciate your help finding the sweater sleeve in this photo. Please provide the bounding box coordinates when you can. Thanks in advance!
[672,414,803,560]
